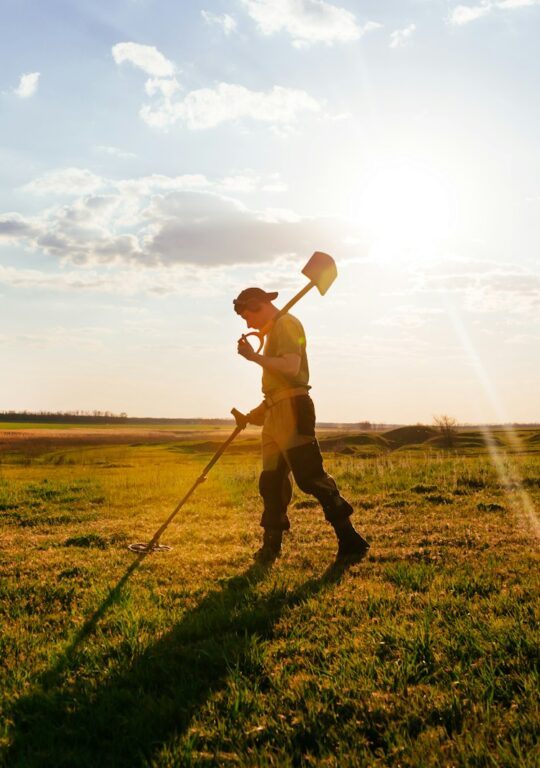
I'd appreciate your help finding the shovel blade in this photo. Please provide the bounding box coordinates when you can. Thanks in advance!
[301,251,337,295]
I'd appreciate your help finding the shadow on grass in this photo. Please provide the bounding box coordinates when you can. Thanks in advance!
[4,558,347,768]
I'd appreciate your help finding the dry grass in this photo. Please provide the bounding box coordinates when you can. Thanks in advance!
[0,428,538,767]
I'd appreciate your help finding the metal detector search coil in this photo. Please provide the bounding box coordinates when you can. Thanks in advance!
[128,417,246,554]
[128,542,172,553]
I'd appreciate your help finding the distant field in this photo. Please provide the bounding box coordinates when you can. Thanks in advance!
[0,427,538,766]
[0,422,232,432]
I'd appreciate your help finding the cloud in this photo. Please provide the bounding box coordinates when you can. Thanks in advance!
[448,0,540,25]
[4,326,112,349]
[111,41,321,129]
[0,263,223,297]
[21,168,286,200]
[0,213,36,240]
[144,77,181,99]
[141,191,337,265]
[498,0,539,5]
[14,72,40,98]
[112,42,175,77]
[470,273,540,314]
[139,81,321,129]
[241,0,380,47]
[389,23,416,48]
[373,306,444,329]
[201,10,237,34]
[2,169,361,275]
[94,145,136,159]
[22,167,105,196]
[417,260,540,315]
[449,4,492,24]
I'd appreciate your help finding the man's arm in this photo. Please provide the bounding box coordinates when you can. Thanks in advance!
[237,338,301,377]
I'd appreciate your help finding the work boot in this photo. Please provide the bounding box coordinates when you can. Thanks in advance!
[332,519,370,564]
[254,529,282,564]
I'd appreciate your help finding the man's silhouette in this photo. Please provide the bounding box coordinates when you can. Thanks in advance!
[234,287,370,564]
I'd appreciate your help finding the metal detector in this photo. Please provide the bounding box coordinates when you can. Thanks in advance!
[128,413,246,553]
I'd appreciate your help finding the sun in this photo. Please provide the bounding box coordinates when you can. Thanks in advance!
[352,160,453,263]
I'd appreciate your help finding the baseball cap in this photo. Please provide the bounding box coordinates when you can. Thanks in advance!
[233,287,278,314]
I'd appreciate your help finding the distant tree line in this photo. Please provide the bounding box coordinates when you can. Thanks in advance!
[0,411,383,428]
[0,410,231,425]
[0,410,129,424]
[1,411,537,429]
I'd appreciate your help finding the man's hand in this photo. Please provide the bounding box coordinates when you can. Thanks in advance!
[231,408,248,429]
[237,336,257,361]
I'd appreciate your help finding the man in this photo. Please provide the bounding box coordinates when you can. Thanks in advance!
[233,286,370,565]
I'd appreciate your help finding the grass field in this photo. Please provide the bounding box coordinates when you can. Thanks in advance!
[0,423,233,432]
[0,426,538,767]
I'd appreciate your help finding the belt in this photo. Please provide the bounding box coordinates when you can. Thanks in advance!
[264,387,309,407]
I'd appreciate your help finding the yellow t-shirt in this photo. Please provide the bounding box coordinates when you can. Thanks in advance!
[262,313,310,395]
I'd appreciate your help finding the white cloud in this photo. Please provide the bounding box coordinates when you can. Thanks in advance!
[389,23,416,48]
[261,180,288,192]
[448,0,540,25]
[0,263,222,297]
[241,0,380,47]
[21,169,286,201]
[111,41,321,129]
[139,82,321,130]
[373,306,443,329]
[417,261,540,315]
[94,145,136,159]
[201,10,238,34]
[22,167,105,195]
[14,72,40,98]
[112,42,175,77]
[144,77,181,99]
[497,0,539,7]
[7,326,112,349]
[449,3,492,24]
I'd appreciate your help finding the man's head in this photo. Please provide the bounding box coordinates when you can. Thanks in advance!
[233,287,278,329]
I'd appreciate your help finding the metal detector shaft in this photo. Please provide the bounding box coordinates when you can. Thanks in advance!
[129,419,245,553]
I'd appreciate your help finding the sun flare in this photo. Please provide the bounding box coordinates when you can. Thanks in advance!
[353,161,453,263]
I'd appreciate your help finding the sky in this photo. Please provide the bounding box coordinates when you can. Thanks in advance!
[1,0,539,424]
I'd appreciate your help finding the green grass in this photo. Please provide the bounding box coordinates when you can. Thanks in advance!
[0,431,538,767]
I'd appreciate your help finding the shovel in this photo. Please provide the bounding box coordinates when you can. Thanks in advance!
[240,251,337,353]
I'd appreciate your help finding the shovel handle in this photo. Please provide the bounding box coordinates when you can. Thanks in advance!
[240,331,264,353]
[238,281,317,355]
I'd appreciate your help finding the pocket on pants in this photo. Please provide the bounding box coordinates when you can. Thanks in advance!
[293,396,316,437]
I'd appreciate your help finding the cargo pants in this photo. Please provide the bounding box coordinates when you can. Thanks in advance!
[259,394,353,531]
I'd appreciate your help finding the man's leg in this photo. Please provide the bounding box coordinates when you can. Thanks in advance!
[286,439,370,562]
[281,396,370,562]
[286,438,352,523]
[255,432,292,562]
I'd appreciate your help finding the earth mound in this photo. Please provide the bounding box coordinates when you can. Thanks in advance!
[382,426,437,448]
[318,433,389,454]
